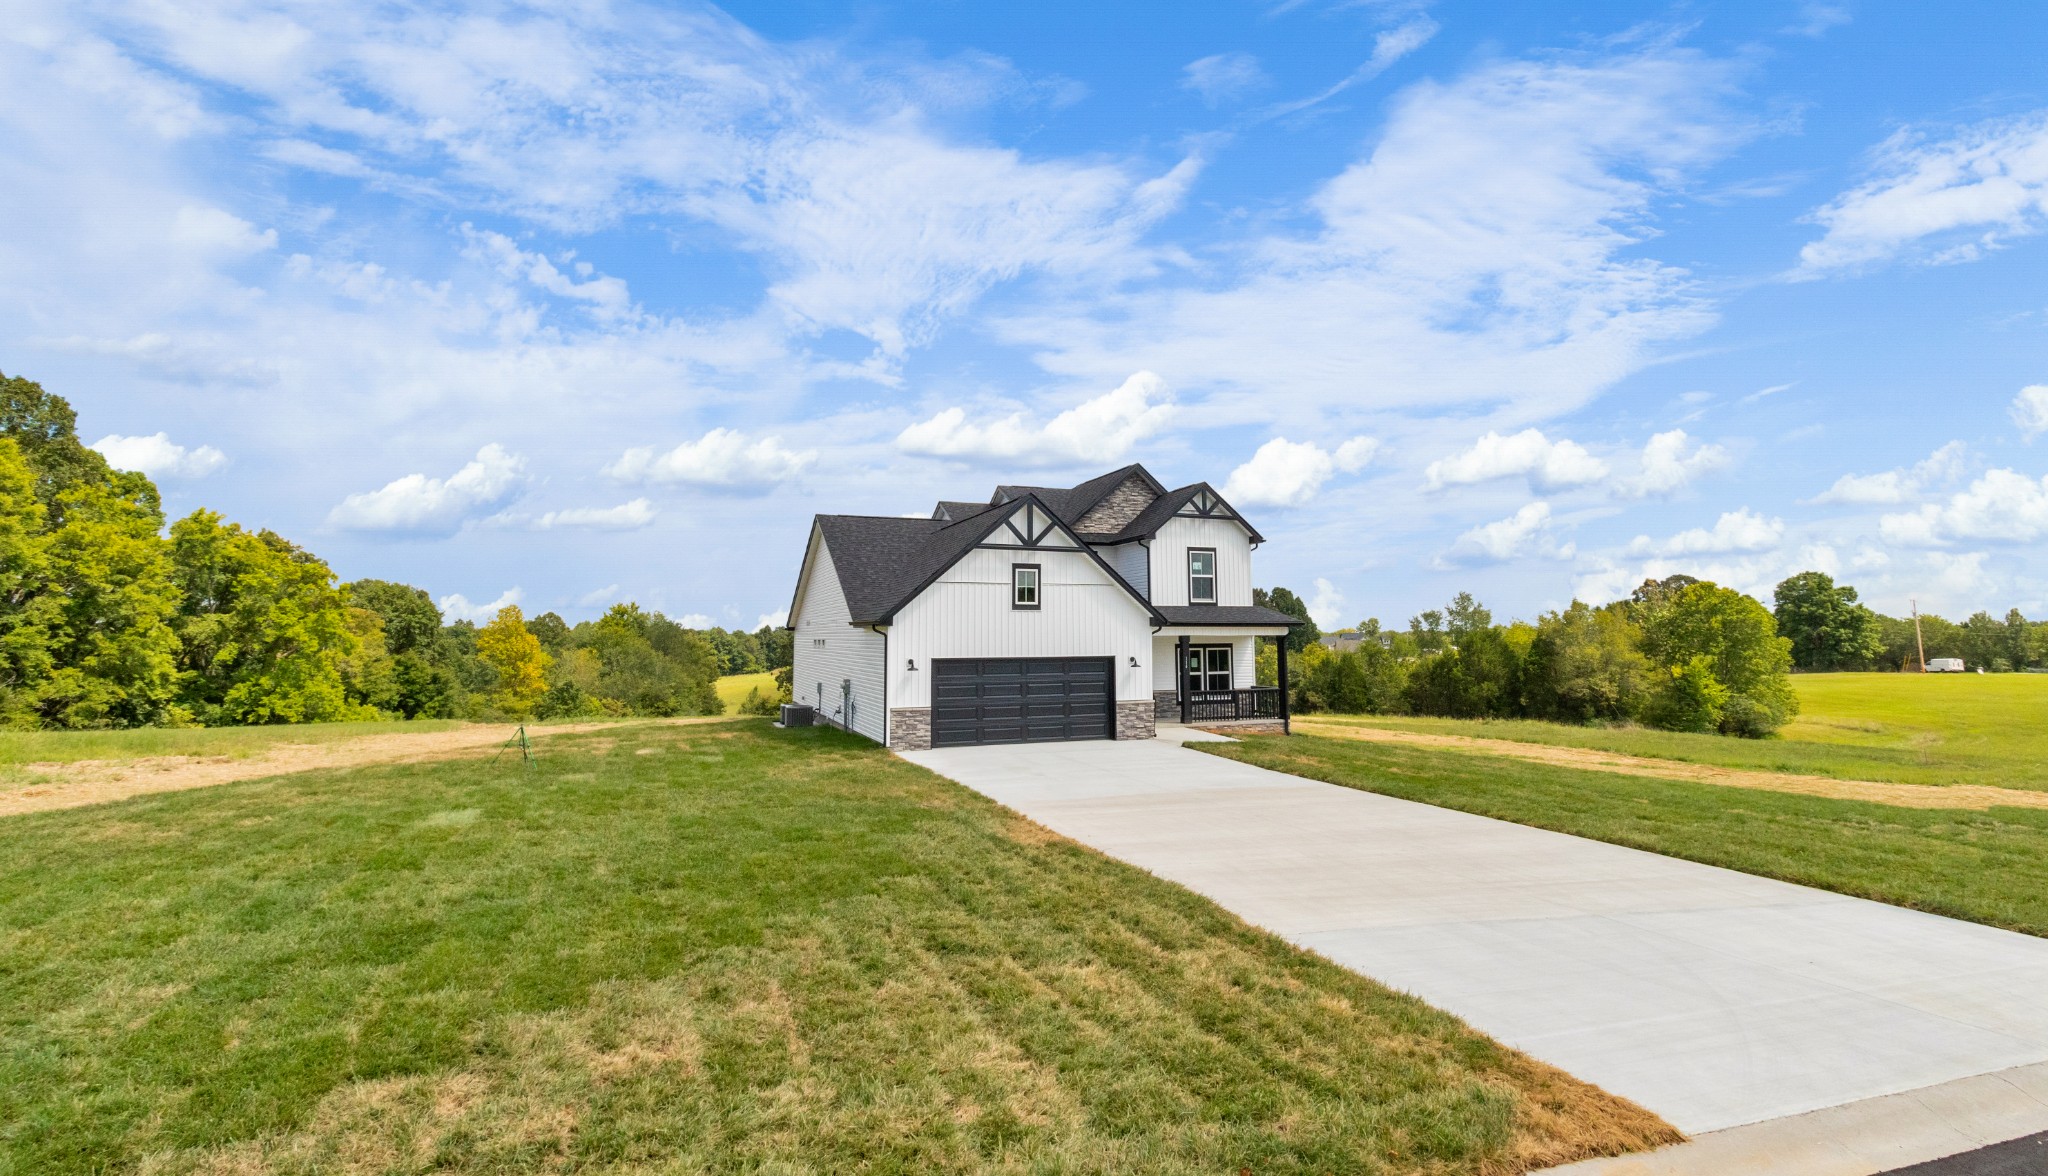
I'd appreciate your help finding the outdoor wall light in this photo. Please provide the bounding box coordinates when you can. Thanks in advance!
[906,658,918,671]
[1128,656,1140,668]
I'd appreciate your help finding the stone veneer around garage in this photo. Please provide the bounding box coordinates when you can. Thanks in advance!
[888,707,932,751]
[1116,699,1157,740]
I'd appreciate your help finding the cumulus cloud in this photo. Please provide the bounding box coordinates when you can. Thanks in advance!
[1629,508,1784,556]
[532,499,656,531]
[1307,577,1345,628]
[1881,468,2048,546]
[1438,502,1575,566]
[608,430,815,489]
[89,432,227,478]
[329,444,526,535]
[676,613,715,629]
[1221,435,1377,508]
[1425,429,1607,493]
[1620,429,1729,497]
[1181,53,1265,105]
[2013,385,2048,439]
[439,587,523,623]
[578,584,621,607]
[897,371,1175,466]
[1798,112,2048,273]
[170,205,276,255]
[1813,441,1965,505]
[755,609,788,630]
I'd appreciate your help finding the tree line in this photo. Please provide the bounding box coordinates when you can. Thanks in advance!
[1262,570,2046,739]
[0,372,788,729]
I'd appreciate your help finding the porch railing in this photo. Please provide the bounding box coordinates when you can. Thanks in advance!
[1184,686,1283,722]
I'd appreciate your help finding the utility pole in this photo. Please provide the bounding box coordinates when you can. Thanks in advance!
[1911,598,1926,673]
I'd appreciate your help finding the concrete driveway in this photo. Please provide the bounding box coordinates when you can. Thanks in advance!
[901,738,2048,1139]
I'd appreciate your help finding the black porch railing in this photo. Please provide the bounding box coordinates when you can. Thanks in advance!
[1185,686,1283,722]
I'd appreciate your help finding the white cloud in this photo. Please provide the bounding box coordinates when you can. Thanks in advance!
[1264,17,1438,119]
[1629,508,1784,556]
[2013,385,2048,439]
[1438,502,1575,565]
[170,205,276,255]
[329,444,526,535]
[1182,53,1265,105]
[754,609,788,630]
[676,613,715,629]
[1881,468,2048,546]
[439,587,523,623]
[579,584,621,607]
[1620,429,1729,497]
[1307,577,1345,628]
[532,499,655,531]
[897,371,1175,466]
[608,430,815,489]
[1798,112,2048,273]
[1425,429,1607,492]
[465,229,633,321]
[1813,441,1964,504]
[1221,435,1377,508]
[89,432,228,478]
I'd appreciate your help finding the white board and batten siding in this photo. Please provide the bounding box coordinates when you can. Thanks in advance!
[889,546,1153,712]
[790,533,887,743]
[1091,542,1150,599]
[1148,517,1253,607]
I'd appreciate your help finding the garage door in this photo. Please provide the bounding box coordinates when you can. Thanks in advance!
[930,657,1114,747]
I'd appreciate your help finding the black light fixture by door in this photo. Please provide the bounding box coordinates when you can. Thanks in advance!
[906,658,918,671]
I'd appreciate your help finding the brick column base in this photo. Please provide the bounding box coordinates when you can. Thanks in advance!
[1152,689,1179,720]
[889,707,932,751]
[1116,700,1156,740]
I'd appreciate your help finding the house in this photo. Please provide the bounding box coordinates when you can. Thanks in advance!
[785,463,1302,749]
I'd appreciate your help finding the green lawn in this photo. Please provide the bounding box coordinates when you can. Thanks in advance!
[1206,733,2048,939]
[713,671,778,714]
[0,719,464,769]
[0,720,1671,1175]
[1302,672,2048,792]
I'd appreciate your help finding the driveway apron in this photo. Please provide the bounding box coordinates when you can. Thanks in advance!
[901,739,2048,1135]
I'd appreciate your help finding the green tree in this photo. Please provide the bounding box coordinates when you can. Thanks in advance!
[1638,581,1797,736]
[37,481,185,727]
[525,610,571,654]
[1254,586,1320,652]
[0,371,159,522]
[1521,601,1651,724]
[0,439,57,725]
[477,604,552,717]
[1297,644,1407,714]
[1772,572,1882,671]
[344,580,443,655]
[170,511,364,725]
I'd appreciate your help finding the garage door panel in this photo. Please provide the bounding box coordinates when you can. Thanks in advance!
[930,657,1114,748]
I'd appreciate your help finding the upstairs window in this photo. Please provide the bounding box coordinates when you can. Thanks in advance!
[1012,564,1041,610]
[1188,549,1217,603]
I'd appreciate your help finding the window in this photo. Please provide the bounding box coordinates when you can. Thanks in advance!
[1187,548,1217,603]
[1012,563,1041,610]
[1184,644,1233,692]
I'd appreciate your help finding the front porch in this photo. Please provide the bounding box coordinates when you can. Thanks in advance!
[1151,624,1293,735]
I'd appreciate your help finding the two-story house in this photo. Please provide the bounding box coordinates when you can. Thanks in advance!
[785,463,1301,749]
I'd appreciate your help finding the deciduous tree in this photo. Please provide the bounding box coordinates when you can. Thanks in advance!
[1772,572,1882,671]
[477,604,552,717]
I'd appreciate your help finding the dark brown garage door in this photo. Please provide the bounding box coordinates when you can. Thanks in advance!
[930,657,1114,747]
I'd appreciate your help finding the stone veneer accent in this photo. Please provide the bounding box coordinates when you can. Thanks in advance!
[1075,474,1158,534]
[1195,719,1286,736]
[1153,689,1180,720]
[889,707,932,751]
[1116,699,1157,740]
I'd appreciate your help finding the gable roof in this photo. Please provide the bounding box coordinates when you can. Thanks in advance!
[797,493,1165,628]
[990,463,1168,531]
[1100,481,1265,545]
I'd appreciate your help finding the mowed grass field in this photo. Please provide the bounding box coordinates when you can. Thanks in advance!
[713,671,778,714]
[1302,672,2048,792]
[1206,732,2048,939]
[0,720,1674,1175]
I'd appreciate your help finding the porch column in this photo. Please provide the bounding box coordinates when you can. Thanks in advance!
[1176,634,1190,725]
[1277,636,1290,735]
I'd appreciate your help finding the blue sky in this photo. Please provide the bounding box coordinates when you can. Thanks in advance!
[4,1,2046,631]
